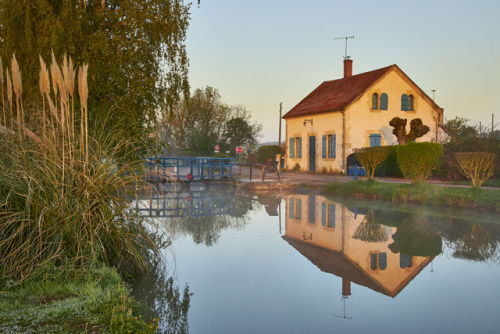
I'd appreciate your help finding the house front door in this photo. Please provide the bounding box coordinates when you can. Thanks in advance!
[309,136,316,172]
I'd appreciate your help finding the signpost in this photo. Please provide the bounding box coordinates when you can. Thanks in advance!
[214,145,220,153]
[236,147,243,154]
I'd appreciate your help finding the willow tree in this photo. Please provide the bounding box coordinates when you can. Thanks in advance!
[0,0,196,139]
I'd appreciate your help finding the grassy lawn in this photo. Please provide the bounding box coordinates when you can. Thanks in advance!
[0,266,156,333]
[325,180,500,212]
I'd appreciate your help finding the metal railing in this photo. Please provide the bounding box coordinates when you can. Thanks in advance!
[144,157,235,181]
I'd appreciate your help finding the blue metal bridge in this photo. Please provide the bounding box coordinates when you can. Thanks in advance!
[134,190,236,218]
[144,157,235,182]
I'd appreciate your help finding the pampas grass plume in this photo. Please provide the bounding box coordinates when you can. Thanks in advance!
[11,54,22,100]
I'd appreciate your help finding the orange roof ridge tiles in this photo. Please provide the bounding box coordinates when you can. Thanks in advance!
[283,65,395,119]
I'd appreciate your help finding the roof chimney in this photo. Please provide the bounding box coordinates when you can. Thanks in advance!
[343,58,353,78]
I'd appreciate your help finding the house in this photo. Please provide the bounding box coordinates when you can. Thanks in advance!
[282,59,445,173]
[283,194,434,298]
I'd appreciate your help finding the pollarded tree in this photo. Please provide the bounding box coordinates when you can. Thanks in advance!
[389,117,430,145]
[454,152,495,188]
[0,0,195,139]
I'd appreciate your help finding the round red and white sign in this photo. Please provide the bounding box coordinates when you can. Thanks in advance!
[214,145,220,151]
[236,147,243,154]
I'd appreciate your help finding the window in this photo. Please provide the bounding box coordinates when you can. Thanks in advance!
[289,137,302,158]
[322,135,336,158]
[401,94,408,111]
[380,93,388,110]
[370,134,381,147]
[289,197,302,220]
[372,93,378,110]
[370,252,387,270]
[402,94,414,111]
[400,253,413,268]
[321,203,335,228]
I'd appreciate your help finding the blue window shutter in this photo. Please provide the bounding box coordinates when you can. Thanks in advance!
[401,94,408,111]
[370,134,381,147]
[297,199,302,220]
[322,135,326,158]
[370,253,377,270]
[380,93,388,110]
[372,93,378,109]
[400,253,413,268]
[322,203,326,226]
[332,135,336,158]
[289,138,294,158]
[329,204,335,228]
[379,253,387,270]
[298,137,302,158]
[289,197,294,219]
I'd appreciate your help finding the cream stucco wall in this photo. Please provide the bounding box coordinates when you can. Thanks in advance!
[284,68,442,173]
[285,112,343,173]
[284,194,342,251]
[347,70,440,155]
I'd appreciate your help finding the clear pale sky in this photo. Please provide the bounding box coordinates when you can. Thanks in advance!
[185,0,500,143]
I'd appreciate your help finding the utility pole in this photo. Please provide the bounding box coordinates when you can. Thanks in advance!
[432,90,437,141]
[278,102,283,147]
[492,113,495,136]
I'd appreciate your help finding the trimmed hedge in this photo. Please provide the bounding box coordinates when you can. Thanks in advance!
[257,145,282,164]
[375,146,403,178]
[397,142,443,183]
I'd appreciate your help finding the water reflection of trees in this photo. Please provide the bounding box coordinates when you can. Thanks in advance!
[346,202,500,263]
[352,210,389,243]
[389,217,443,257]
[130,260,192,334]
[169,194,253,246]
[440,220,500,263]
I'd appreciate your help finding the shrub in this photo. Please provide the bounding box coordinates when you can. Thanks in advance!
[397,142,443,183]
[435,151,463,181]
[213,152,229,158]
[355,146,390,179]
[291,162,301,172]
[454,152,496,188]
[257,145,282,164]
[374,146,403,177]
[177,150,196,157]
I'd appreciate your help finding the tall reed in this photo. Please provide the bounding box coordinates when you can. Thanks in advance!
[0,53,155,281]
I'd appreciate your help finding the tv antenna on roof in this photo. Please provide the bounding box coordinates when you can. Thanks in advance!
[333,36,354,59]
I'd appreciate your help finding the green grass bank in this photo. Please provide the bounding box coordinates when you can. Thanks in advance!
[325,180,500,212]
[0,265,157,333]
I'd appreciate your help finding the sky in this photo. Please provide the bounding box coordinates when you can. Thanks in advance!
[185,0,500,143]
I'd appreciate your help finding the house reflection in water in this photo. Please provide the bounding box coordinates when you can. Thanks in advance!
[283,194,433,298]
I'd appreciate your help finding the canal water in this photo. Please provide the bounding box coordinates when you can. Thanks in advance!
[131,184,500,334]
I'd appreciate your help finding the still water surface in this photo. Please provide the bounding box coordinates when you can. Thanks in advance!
[132,185,500,334]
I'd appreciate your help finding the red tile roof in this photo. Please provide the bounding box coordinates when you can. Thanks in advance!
[283,65,395,119]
